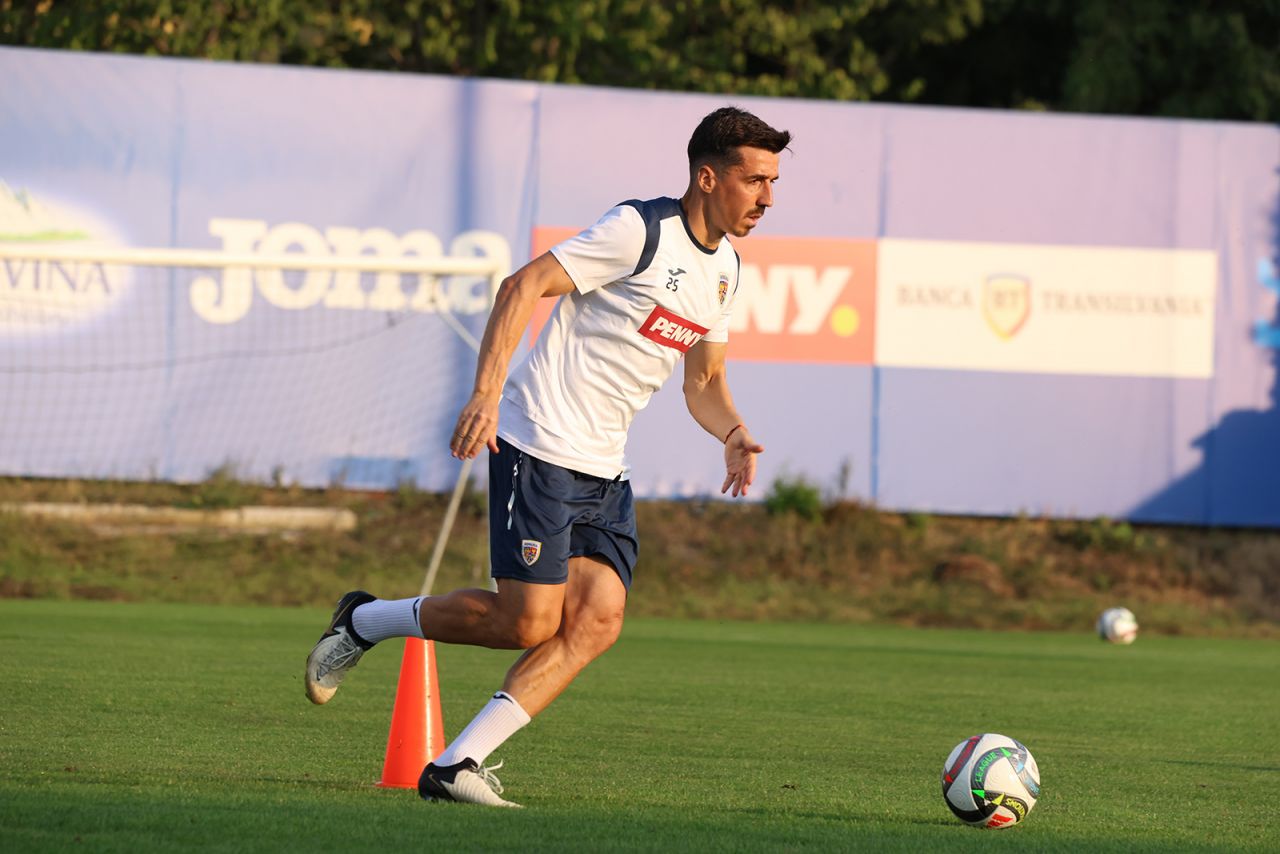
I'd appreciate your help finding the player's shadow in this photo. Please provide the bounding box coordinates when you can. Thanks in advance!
[1128,183,1280,527]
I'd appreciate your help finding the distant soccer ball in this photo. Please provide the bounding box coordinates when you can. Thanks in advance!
[1097,607,1139,644]
[941,733,1040,828]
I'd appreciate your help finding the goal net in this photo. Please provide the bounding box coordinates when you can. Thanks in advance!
[0,242,505,495]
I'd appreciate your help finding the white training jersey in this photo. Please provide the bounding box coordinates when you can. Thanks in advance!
[500,197,741,479]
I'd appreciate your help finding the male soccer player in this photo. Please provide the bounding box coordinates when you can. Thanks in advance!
[306,106,791,807]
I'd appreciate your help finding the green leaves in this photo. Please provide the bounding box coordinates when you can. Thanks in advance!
[2,1,1274,121]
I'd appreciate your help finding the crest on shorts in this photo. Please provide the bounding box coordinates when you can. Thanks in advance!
[521,539,542,566]
[718,273,730,305]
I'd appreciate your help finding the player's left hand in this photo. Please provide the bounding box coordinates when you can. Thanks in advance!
[721,426,764,498]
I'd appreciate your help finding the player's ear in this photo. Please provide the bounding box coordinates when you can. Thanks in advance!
[696,163,717,194]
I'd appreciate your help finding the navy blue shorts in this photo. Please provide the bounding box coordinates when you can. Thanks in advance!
[488,437,638,590]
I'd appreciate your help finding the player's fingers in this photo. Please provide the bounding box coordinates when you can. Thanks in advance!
[474,422,499,458]
[451,417,481,457]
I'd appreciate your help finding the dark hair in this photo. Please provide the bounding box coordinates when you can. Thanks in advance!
[687,106,791,173]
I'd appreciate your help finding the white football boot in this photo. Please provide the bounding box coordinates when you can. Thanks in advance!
[305,590,376,704]
[418,758,522,808]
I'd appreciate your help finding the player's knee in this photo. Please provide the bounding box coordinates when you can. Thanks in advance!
[505,609,560,648]
[575,607,624,658]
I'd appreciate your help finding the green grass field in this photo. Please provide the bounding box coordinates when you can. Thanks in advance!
[1,599,1277,852]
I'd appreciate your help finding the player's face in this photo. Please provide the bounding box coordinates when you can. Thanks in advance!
[713,147,780,238]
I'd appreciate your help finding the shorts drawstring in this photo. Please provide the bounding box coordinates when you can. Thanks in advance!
[506,451,522,530]
[599,472,622,499]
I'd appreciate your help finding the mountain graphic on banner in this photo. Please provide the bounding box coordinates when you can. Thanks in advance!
[0,179,87,242]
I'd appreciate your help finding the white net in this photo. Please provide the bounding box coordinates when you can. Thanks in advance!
[0,245,502,492]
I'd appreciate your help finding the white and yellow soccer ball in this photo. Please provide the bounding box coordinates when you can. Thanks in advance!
[941,733,1041,828]
[1097,607,1139,644]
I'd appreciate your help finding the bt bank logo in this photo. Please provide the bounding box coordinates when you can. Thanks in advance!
[982,274,1031,340]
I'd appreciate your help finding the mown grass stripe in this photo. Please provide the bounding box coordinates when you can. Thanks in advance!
[1,600,1277,852]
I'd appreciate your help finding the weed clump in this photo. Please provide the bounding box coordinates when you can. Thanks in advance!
[764,476,823,522]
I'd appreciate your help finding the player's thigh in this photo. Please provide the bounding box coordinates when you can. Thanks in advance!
[562,555,627,648]
[492,576,567,645]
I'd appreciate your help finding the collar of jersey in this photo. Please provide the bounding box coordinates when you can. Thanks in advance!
[675,197,721,256]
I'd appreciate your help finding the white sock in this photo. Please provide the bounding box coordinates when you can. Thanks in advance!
[434,691,531,767]
[350,597,426,644]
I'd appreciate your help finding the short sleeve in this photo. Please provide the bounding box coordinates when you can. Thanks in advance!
[549,205,646,294]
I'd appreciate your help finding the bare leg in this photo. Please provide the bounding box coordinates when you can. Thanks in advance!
[416,579,565,649]
[500,555,627,716]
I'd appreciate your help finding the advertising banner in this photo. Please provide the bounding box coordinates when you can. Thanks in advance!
[875,239,1217,379]
[2,47,1277,525]
[1,50,534,490]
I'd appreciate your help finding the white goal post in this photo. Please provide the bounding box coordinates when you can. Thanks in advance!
[0,241,507,597]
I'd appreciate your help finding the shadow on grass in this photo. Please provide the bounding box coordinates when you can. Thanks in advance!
[0,782,1248,854]
[1154,759,1280,774]
[838,642,1098,666]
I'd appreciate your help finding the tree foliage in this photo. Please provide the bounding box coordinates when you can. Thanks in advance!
[2,0,1277,121]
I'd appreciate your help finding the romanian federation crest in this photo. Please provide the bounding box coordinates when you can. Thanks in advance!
[521,539,542,566]
[718,273,730,305]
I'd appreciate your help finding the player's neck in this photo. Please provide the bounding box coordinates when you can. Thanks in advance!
[678,192,724,251]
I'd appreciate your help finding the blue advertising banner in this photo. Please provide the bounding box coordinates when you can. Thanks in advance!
[2,50,534,490]
[2,47,1277,525]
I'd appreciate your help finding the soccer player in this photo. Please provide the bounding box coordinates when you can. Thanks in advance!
[306,106,791,807]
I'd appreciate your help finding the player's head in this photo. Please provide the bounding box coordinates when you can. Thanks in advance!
[686,107,791,238]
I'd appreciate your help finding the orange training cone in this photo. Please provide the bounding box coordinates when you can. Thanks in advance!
[376,637,446,788]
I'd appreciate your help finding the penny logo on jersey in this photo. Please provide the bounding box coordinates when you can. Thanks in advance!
[532,228,877,364]
[638,305,710,353]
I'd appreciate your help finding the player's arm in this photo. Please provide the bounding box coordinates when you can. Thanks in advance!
[683,340,764,497]
[450,252,574,460]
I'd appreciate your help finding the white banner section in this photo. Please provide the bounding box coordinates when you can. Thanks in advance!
[874,239,1217,378]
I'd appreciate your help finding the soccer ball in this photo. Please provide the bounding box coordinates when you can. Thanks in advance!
[1097,607,1138,644]
[941,733,1040,828]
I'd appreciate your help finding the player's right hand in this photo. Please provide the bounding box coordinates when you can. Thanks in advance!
[450,392,500,460]
[721,426,764,498]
